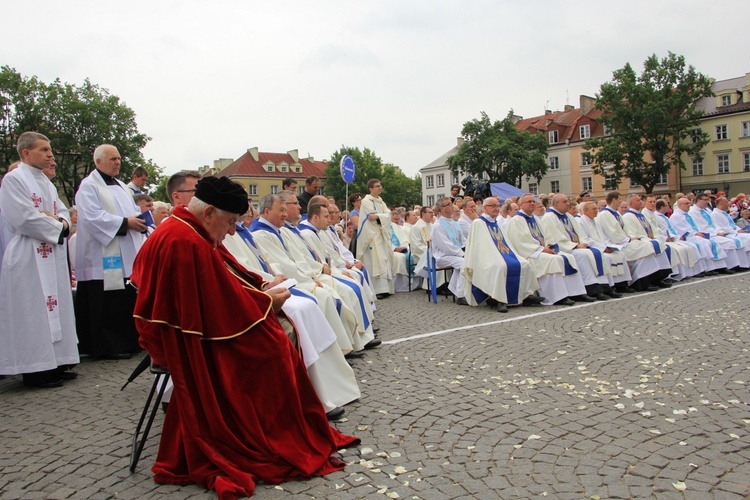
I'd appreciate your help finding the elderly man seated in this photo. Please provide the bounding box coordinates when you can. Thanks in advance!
[688,193,743,270]
[463,197,542,312]
[711,196,750,267]
[389,208,416,292]
[645,197,706,280]
[621,194,674,285]
[130,177,358,499]
[505,194,590,306]
[670,196,728,274]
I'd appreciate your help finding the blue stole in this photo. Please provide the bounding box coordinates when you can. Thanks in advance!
[389,225,414,269]
[549,209,605,276]
[328,226,372,284]
[707,210,742,249]
[629,210,662,255]
[472,217,522,305]
[438,217,463,248]
[250,218,289,253]
[297,222,328,263]
[517,212,576,276]
[601,206,624,228]
[685,213,720,260]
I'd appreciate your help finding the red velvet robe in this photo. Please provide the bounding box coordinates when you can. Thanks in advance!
[130,206,359,499]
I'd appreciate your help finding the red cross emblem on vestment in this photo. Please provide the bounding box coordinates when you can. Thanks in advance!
[46,296,57,312]
[31,193,42,208]
[37,243,53,258]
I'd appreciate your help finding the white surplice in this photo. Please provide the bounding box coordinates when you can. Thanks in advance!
[356,194,394,294]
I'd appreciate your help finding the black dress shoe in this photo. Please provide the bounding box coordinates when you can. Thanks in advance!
[496,302,508,313]
[718,268,735,275]
[523,295,545,306]
[594,293,610,301]
[616,286,636,293]
[376,293,390,299]
[161,402,169,413]
[103,353,132,360]
[607,291,623,298]
[56,371,78,380]
[326,407,346,421]
[554,298,575,306]
[364,339,382,350]
[656,280,672,288]
[22,373,63,389]
[573,295,595,302]
[456,297,469,306]
[372,326,380,334]
[345,350,365,359]
[645,285,659,292]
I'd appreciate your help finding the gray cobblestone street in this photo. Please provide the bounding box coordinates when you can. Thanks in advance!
[2,273,749,499]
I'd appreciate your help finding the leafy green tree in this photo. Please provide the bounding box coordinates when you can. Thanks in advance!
[0,66,158,204]
[448,110,549,187]
[583,52,713,194]
[324,146,421,209]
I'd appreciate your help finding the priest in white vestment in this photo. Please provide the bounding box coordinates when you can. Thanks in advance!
[621,195,674,284]
[577,201,633,292]
[388,210,416,292]
[670,197,728,273]
[596,192,668,291]
[689,193,743,270]
[711,197,750,268]
[462,198,541,312]
[541,194,614,300]
[504,194,588,306]
[644,197,705,280]
[356,179,394,297]
[458,199,479,240]
[0,132,79,388]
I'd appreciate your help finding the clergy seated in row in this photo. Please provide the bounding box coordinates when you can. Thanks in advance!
[416,197,469,305]
[223,207,361,420]
[389,209,417,292]
[670,196,732,274]
[596,191,672,292]
[621,194,675,287]
[249,194,368,356]
[643,197,706,281]
[462,198,544,312]
[576,201,634,293]
[458,199,479,239]
[712,196,750,262]
[689,193,747,270]
[130,177,359,499]
[505,194,590,306]
[409,206,433,266]
[541,194,621,301]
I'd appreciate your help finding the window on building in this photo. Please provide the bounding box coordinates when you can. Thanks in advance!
[426,195,435,207]
[549,156,559,170]
[717,154,730,174]
[689,129,701,143]
[579,124,590,140]
[630,179,641,188]
[437,194,445,200]
[452,175,459,185]
[528,183,538,195]
[280,165,288,172]
[270,185,279,194]
[582,177,593,192]
[743,152,750,173]
[265,164,274,172]
[715,124,728,140]
[548,130,559,144]
[294,166,301,173]
[656,172,668,185]
[436,173,445,187]
[742,121,750,137]
[298,186,305,195]
[692,157,704,176]
[581,152,591,166]
[426,175,434,188]
[604,175,618,191]
[248,184,258,196]
[550,180,560,193]
[722,95,731,106]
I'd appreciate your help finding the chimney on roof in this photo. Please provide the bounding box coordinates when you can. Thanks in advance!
[457,137,465,147]
[247,147,259,161]
[545,110,552,115]
[564,104,574,112]
[213,158,234,171]
[580,95,596,115]
[511,114,523,124]
[287,149,299,162]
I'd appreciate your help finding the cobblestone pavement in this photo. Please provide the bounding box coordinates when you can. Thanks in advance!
[2,273,749,499]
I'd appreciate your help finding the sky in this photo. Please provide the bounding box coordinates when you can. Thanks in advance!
[3,1,749,179]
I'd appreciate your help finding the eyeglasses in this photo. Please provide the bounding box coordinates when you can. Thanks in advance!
[286,202,300,206]
[441,203,452,208]
[176,189,197,193]
[484,204,500,208]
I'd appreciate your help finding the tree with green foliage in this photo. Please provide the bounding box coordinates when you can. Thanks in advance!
[324,146,422,209]
[0,66,163,204]
[583,52,714,194]
[448,110,549,188]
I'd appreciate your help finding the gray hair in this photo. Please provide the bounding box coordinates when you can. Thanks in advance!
[153,201,169,211]
[188,196,225,217]
[16,132,50,157]
[93,144,117,163]
[260,193,281,213]
[551,193,568,206]
[436,197,451,209]
[277,191,296,203]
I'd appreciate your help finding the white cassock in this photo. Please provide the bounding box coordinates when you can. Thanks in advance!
[409,219,431,265]
[283,222,375,351]
[596,207,661,283]
[0,163,79,375]
[356,194,394,294]
[505,213,586,305]
[711,208,750,268]
[320,225,377,301]
[669,208,727,271]
[422,217,467,299]
[389,223,416,292]
[462,214,539,306]
[577,214,631,284]
[689,206,743,268]
[541,209,609,287]
[458,212,474,240]
[622,209,673,273]
[223,227,361,412]
[250,217,358,353]
[643,208,704,280]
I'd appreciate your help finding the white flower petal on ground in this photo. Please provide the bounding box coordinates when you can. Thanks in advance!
[672,481,687,492]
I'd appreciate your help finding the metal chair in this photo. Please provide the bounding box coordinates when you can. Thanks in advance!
[425,241,453,304]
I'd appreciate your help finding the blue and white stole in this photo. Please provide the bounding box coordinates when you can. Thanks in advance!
[390,225,415,269]
[472,216,522,305]
[297,221,328,263]
[250,217,289,254]
[628,209,663,256]
[517,212,576,275]
[550,208,605,276]
[684,212,720,260]
[601,206,624,228]
[703,209,742,249]
[438,217,463,248]
[328,225,371,285]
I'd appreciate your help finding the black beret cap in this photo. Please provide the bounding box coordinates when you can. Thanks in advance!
[195,177,249,215]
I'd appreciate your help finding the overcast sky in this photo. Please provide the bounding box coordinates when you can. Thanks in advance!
[3,1,749,178]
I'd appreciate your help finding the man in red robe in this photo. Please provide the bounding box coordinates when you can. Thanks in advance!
[130,176,358,499]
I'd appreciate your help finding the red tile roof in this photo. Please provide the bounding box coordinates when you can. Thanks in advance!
[212,150,328,179]
[515,107,605,142]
